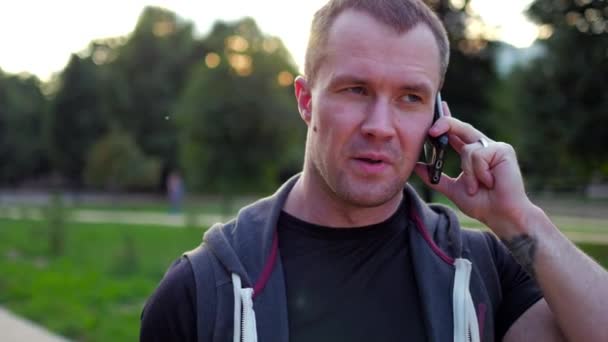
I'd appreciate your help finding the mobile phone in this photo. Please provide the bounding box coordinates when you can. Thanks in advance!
[425,93,449,184]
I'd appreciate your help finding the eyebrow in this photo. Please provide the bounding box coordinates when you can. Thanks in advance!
[326,74,367,88]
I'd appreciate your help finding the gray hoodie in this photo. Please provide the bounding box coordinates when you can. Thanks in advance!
[184,175,513,342]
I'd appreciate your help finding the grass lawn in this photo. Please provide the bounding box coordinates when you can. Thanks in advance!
[0,216,606,342]
[0,218,206,342]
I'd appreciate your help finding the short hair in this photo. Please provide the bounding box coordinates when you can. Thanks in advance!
[304,0,450,87]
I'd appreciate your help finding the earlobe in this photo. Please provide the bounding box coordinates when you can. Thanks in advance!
[294,76,312,124]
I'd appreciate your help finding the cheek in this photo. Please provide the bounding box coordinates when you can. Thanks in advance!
[313,100,353,141]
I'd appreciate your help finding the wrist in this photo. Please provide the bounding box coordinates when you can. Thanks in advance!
[487,201,545,241]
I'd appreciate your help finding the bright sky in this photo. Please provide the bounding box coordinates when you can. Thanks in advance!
[0,0,538,82]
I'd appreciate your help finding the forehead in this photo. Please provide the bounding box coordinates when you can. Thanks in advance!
[317,9,441,92]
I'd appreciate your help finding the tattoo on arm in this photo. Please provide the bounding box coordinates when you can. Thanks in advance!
[502,234,538,279]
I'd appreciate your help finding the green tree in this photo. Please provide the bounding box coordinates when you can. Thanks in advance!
[0,70,49,185]
[84,128,161,191]
[47,54,108,184]
[103,6,207,170]
[47,7,203,187]
[426,0,501,137]
[176,18,304,195]
[514,0,608,188]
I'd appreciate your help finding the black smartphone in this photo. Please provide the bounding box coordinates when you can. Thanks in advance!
[425,92,449,184]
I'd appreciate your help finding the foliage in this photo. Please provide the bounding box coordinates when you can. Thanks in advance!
[102,7,207,169]
[514,0,608,188]
[0,70,49,185]
[47,54,109,184]
[4,1,606,192]
[425,0,501,137]
[46,6,204,187]
[176,18,305,194]
[84,129,161,191]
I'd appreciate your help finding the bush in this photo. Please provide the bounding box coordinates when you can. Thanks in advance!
[84,129,161,191]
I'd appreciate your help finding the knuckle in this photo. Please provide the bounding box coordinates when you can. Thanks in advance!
[497,142,515,154]
[462,143,475,156]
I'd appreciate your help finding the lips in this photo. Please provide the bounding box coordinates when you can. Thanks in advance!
[353,153,392,165]
[351,152,392,175]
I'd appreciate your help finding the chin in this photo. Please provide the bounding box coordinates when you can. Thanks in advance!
[334,176,405,208]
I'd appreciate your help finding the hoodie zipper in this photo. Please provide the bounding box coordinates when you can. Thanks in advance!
[240,288,257,342]
[241,307,245,342]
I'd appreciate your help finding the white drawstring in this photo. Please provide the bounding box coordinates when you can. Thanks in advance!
[453,258,480,342]
[232,273,258,342]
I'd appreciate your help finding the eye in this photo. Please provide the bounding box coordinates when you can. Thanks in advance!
[401,94,423,103]
[344,86,368,96]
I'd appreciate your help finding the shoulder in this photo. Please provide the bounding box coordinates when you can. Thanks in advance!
[140,257,197,341]
[460,229,526,276]
[142,257,196,317]
[460,228,503,258]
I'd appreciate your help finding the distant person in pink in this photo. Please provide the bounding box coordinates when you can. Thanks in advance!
[167,170,184,214]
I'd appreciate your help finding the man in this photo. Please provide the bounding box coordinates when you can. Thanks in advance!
[140,0,608,341]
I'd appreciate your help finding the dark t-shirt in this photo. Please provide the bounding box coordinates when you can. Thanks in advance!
[140,206,543,341]
[278,204,426,342]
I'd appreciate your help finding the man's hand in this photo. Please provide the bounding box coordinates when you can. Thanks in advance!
[414,102,608,342]
[414,102,535,240]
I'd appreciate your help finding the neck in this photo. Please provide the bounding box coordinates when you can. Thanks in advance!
[283,172,403,228]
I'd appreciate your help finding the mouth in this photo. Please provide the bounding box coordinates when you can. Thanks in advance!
[353,152,392,165]
[355,157,384,165]
[351,154,392,175]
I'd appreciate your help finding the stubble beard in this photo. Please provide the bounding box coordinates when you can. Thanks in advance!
[308,152,406,209]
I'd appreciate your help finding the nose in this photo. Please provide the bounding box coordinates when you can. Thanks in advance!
[360,98,396,140]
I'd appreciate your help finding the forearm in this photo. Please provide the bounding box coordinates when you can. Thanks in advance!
[500,206,608,342]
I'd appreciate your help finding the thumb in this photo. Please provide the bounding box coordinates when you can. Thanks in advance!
[413,162,453,198]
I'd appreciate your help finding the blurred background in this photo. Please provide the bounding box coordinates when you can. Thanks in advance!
[0,0,606,341]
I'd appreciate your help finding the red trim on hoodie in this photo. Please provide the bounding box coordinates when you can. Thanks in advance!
[410,207,455,265]
[253,232,279,298]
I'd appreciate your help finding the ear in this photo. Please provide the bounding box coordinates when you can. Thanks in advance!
[294,76,312,125]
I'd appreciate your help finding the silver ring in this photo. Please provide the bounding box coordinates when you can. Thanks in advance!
[478,138,489,148]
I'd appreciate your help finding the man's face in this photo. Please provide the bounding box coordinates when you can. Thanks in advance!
[296,9,441,208]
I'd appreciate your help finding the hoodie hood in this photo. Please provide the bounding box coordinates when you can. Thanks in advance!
[203,175,296,290]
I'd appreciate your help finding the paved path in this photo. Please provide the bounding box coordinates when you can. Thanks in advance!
[0,206,227,228]
[0,307,70,342]
[1,206,607,244]
[2,206,606,232]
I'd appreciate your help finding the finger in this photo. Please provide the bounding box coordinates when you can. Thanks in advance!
[460,143,485,195]
[471,147,495,189]
[448,133,466,154]
[430,102,466,153]
[428,101,455,136]
[430,116,491,146]
[442,101,452,117]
